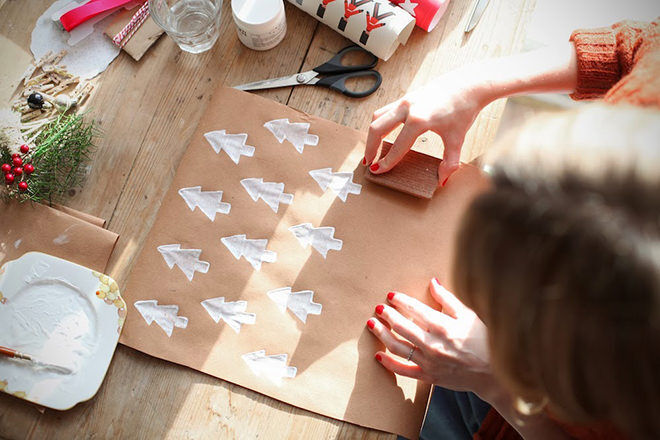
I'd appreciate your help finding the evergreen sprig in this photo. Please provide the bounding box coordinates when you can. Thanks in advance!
[29,113,98,204]
[1,112,98,204]
[0,145,11,167]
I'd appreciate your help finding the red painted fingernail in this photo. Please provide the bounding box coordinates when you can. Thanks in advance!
[441,177,449,187]
[375,353,382,362]
[362,157,367,165]
[387,291,395,301]
[433,277,439,284]
[370,163,380,172]
[367,319,375,330]
[375,304,384,315]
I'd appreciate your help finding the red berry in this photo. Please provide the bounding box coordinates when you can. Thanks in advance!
[24,164,34,174]
[13,167,22,176]
[1,164,10,174]
[11,153,19,158]
[18,181,28,192]
[5,173,15,184]
[12,156,22,167]
[20,144,29,154]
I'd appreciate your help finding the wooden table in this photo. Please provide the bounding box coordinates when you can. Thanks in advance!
[0,0,534,437]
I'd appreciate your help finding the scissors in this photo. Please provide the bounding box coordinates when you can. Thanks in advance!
[234,45,382,98]
[464,0,491,33]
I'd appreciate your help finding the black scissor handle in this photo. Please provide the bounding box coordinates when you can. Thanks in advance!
[315,70,382,98]
[313,45,379,75]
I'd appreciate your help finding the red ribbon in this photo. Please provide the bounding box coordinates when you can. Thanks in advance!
[60,0,137,32]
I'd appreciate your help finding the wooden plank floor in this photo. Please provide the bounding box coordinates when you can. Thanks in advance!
[0,0,535,438]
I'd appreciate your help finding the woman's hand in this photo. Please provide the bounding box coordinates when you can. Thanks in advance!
[367,278,494,396]
[364,70,487,186]
[364,43,579,187]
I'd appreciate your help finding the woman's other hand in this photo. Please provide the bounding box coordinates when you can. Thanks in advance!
[367,278,494,396]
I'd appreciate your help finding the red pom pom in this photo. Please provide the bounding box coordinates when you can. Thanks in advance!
[5,173,15,184]
[12,156,22,167]
[18,181,28,192]
[24,164,35,174]
[1,164,10,174]
[13,167,22,176]
[20,144,29,154]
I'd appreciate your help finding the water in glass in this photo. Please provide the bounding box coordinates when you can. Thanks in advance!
[151,0,223,53]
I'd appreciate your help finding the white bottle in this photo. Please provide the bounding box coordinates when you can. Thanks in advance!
[231,0,287,51]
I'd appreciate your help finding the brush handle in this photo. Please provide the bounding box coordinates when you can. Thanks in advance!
[0,346,17,358]
[0,346,31,361]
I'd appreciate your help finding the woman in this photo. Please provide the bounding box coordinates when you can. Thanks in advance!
[365,19,660,440]
[364,18,659,185]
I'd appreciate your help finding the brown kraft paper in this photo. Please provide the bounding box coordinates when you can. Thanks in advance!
[119,87,490,438]
[0,200,118,273]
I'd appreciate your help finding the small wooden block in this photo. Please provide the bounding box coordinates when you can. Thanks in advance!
[364,141,441,199]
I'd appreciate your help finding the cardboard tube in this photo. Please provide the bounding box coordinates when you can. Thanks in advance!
[287,0,415,60]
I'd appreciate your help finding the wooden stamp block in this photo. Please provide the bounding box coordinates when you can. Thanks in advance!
[364,141,441,199]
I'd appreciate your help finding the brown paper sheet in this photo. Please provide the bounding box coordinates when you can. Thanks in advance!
[119,87,490,438]
[51,203,107,228]
[0,201,118,273]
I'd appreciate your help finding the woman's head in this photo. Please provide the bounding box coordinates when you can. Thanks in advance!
[453,104,660,437]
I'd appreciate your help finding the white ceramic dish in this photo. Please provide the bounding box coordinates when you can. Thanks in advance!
[0,252,126,410]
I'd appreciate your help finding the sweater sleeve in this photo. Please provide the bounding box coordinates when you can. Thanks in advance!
[569,20,650,100]
[474,408,627,440]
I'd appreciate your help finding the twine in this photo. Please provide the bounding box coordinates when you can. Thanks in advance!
[112,1,150,48]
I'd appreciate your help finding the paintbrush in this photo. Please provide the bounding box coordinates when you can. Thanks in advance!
[0,345,74,375]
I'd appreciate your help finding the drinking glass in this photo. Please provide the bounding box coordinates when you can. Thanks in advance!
[149,0,223,53]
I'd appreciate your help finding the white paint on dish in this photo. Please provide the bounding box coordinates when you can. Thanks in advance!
[0,274,99,403]
[0,252,124,410]
[4,278,98,372]
[23,261,50,284]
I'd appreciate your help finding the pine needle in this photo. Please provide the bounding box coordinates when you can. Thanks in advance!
[19,113,98,204]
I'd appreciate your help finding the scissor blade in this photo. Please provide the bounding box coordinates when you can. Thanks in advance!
[464,0,490,33]
[234,72,319,91]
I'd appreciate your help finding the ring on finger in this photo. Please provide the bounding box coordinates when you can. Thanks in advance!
[406,346,416,362]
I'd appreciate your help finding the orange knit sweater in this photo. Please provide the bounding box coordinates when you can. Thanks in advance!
[474,18,660,440]
[569,18,660,107]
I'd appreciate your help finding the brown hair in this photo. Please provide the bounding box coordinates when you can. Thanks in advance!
[453,105,660,438]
